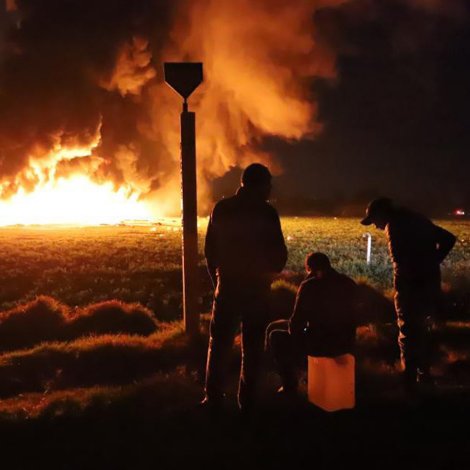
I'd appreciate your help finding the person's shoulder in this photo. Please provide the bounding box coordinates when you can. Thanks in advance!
[397,207,432,226]
[214,195,237,208]
[263,200,281,219]
[339,274,357,292]
[265,200,279,212]
[331,269,356,287]
[299,276,319,292]
[388,208,425,233]
[243,197,280,219]
[338,271,356,285]
[211,195,237,215]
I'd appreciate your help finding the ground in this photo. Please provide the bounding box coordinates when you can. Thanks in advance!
[1,357,470,469]
[0,217,468,469]
[0,315,469,469]
[0,217,468,314]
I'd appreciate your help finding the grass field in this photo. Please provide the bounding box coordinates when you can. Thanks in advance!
[0,217,468,318]
[0,218,468,468]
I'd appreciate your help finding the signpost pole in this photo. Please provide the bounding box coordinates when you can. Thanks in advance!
[180,100,199,336]
[164,62,203,336]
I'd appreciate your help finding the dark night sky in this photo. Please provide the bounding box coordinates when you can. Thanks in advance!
[263,1,470,212]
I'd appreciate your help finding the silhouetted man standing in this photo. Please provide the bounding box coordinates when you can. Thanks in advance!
[267,253,357,395]
[202,163,287,412]
[361,198,456,389]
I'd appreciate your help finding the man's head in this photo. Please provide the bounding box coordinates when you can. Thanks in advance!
[305,252,331,279]
[361,197,394,230]
[241,163,272,200]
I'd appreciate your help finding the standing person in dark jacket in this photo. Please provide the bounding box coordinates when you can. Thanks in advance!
[267,253,357,395]
[202,163,288,412]
[361,198,456,389]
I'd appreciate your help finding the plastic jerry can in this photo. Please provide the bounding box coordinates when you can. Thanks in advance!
[307,354,355,412]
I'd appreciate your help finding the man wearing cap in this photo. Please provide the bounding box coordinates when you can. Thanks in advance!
[202,163,288,412]
[361,198,456,389]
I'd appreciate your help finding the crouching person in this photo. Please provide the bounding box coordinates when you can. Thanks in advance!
[267,252,357,395]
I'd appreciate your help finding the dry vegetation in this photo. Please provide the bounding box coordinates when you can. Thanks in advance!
[0,294,467,420]
[0,295,468,469]
[0,217,467,318]
[0,321,187,399]
[0,296,158,352]
[0,217,467,430]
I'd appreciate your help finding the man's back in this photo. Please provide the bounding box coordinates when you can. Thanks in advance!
[291,269,357,356]
[205,187,287,286]
[203,163,288,411]
[386,208,455,289]
[360,198,456,387]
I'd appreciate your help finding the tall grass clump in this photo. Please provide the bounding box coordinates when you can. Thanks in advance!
[69,300,158,338]
[0,296,68,351]
[0,296,159,352]
[0,322,186,398]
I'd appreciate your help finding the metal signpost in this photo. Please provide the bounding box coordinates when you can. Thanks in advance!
[164,62,203,336]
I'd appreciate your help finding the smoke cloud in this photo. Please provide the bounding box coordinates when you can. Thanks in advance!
[0,0,465,215]
[0,0,346,214]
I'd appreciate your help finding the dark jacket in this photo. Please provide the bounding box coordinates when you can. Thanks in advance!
[289,269,357,357]
[204,187,288,288]
[385,209,456,291]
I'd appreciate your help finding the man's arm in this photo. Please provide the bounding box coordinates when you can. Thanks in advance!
[434,225,456,264]
[345,276,360,329]
[268,207,288,273]
[204,209,218,288]
[289,283,310,338]
[386,221,407,266]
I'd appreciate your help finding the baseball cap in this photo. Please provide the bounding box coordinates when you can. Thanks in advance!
[361,197,393,225]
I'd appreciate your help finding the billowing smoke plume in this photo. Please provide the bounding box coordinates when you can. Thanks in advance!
[0,0,344,215]
[147,0,347,210]
[0,0,465,216]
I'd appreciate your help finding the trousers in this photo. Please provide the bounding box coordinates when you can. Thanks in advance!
[204,282,270,410]
[266,319,304,392]
[394,283,439,382]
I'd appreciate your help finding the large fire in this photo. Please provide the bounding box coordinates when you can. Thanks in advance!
[0,0,346,226]
[0,176,152,226]
[0,1,461,226]
[0,136,154,226]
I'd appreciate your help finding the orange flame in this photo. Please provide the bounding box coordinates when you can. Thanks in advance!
[0,0,346,224]
[0,130,154,226]
[0,176,152,226]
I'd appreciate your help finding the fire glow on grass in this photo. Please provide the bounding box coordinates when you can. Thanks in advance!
[0,176,153,226]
